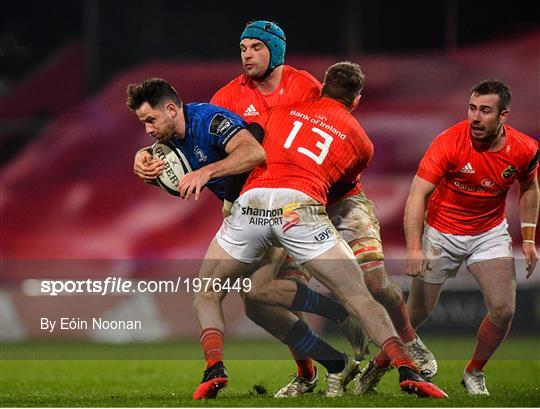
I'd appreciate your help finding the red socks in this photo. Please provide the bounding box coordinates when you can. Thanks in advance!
[466,316,510,373]
[374,350,392,369]
[375,336,418,371]
[200,328,224,369]
[372,301,416,369]
[289,347,316,381]
[388,302,416,344]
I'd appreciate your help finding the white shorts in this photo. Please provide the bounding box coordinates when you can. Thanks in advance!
[327,192,382,245]
[421,220,513,284]
[216,188,340,264]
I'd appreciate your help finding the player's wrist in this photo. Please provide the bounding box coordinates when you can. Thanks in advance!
[406,243,424,252]
[520,222,537,243]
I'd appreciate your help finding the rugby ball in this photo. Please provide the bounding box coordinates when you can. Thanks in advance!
[151,141,192,196]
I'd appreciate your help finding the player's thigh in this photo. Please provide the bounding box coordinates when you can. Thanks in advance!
[408,277,443,313]
[243,246,287,297]
[276,254,311,283]
[200,238,254,281]
[327,193,388,281]
[215,189,274,264]
[466,221,516,311]
[467,257,516,312]
[327,193,383,258]
[304,239,371,303]
[421,225,465,284]
[272,190,340,264]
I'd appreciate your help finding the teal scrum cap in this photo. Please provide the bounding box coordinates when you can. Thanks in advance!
[241,20,286,76]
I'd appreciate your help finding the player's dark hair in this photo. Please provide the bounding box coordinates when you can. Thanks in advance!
[470,79,511,113]
[321,61,365,108]
[126,78,182,111]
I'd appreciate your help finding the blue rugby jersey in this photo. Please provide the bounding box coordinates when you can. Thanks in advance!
[169,103,247,199]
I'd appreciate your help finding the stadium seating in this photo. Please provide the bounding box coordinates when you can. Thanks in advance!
[1,31,538,266]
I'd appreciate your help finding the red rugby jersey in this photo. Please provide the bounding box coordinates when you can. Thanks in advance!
[211,65,320,121]
[211,65,362,201]
[417,120,539,235]
[242,97,373,206]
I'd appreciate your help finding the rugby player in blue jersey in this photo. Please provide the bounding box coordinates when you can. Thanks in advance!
[126,77,265,200]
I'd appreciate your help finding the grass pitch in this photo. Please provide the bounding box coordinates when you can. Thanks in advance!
[1,335,539,407]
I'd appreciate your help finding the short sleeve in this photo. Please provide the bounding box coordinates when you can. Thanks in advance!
[205,108,247,150]
[416,133,454,185]
[250,110,270,131]
[210,88,233,111]
[518,148,539,182]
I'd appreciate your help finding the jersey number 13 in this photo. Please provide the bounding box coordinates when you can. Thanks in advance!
[284,120,333,165]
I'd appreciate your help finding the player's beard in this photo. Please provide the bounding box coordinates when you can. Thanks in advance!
[470,122,503,148]
[243,57,272,81]
[244,64,265,80]
[156,120,177,143]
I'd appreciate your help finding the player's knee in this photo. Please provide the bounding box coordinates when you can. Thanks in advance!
[241,283,264,304]
[372,281,404,308]
[192,291,218,316]
[242,284,270,305]
[408,300,432,326]
[350,238,384,264]
[242,297,261,323]
[363,272,383,297]
[276,257,311,283]
[359,259,388,297]
[193,288,224,306]
[489,301,515,325]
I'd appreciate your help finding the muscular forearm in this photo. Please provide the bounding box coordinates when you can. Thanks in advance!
[204,144,265,179]
[404,176,436,251]
[518,180,539,241]
[404,192,427,251]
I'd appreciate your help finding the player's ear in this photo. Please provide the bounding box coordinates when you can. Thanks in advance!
[499,108,509,124]
[350,94,361,112]
[165,102,178,118]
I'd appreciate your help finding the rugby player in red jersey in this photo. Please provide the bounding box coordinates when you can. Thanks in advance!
[192,61,447,400]
[210,20,364,396]
[357,79,538,396]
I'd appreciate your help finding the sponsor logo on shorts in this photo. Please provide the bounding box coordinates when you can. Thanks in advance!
[240,203,304,231]
[283,202,301,233]
[314,227,334,242]
[242,206,283,226]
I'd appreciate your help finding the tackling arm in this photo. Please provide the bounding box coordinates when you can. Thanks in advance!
[404,176,437,276]
[178,129,266,200]
[207,129,266,178]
